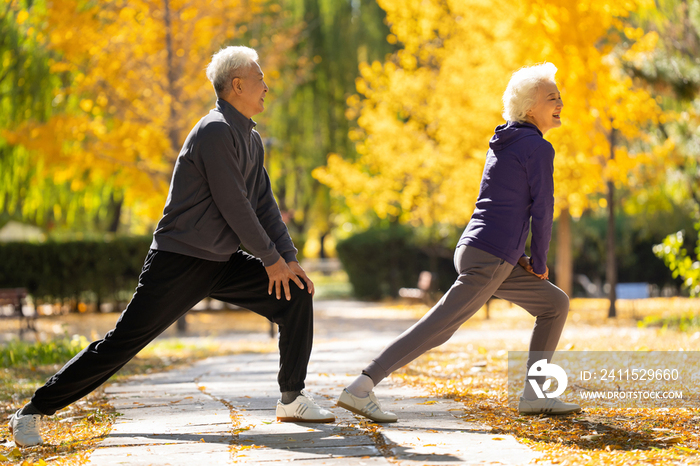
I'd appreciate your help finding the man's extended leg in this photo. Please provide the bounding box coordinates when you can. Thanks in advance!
[30,250,219,415]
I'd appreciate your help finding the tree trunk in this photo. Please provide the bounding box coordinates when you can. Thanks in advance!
[108,197,122,233]
[319,232,327,259]
[606,179,617,317]
[555,207,573,297]
[607,126,617,318]
[163,0,180,152]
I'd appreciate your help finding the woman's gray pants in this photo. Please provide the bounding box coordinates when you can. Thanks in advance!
[364,245,570,385]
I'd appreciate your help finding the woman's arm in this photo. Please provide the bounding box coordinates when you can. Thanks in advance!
[526,142,555,276]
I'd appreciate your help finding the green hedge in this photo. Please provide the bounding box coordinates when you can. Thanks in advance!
[0,236,151,305]
[336,226,457,300]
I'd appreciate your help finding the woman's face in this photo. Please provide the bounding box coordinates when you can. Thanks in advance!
[526,81,563,135]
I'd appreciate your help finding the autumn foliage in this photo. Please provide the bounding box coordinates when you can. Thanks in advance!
[314,0,672,226]
[2,0,297,231]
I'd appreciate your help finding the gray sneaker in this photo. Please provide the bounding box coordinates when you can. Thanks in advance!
[518,397,581,415]
[9,410,43,447]
[337,389,398,423]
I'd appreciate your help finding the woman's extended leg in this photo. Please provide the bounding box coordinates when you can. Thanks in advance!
[364,247,513,384]
[339,246,513,421]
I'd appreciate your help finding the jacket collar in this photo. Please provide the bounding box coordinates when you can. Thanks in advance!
[513,120,543,137]
[216,98,257,133]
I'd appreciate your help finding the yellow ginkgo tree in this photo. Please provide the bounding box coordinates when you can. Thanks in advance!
[314,0,523,230]
[314,0,671,305]
[521,0,670,313]
[3,0,298,232]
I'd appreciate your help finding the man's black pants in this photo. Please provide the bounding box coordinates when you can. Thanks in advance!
[31,249,313,415]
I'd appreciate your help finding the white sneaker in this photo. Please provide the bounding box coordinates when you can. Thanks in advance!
[8,410,43,447]
[518,397,581,415]
[337,388,398,423]
[276,392,335,423]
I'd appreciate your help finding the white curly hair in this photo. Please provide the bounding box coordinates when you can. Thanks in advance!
[206,46,259,96]
[502,62,558,123]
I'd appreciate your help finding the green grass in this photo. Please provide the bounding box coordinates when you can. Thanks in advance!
[637,312,700,332]
[0,334,277,406]
[307,270,353,299]
[0,334,89,368]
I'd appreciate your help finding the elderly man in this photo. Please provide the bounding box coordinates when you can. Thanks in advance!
[9,46,334,447]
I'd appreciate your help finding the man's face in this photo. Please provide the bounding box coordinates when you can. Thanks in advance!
[234,61,268,118]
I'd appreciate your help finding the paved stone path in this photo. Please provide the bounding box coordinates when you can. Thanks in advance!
[87,301,544,465]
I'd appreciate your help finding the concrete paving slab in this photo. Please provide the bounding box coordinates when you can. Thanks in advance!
[86,300,545,465]
[88,441,231,465]
[234,444,382,463]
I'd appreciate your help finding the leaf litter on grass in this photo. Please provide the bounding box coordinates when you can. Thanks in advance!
[0,336,276,465]
[389,298,700,465]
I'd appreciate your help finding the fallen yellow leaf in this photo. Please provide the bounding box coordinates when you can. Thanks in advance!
[657,436,683,444]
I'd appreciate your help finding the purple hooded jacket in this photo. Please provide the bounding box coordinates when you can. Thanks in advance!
[457,121,555,275]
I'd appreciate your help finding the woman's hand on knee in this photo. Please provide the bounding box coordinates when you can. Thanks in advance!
[518,256,548,280]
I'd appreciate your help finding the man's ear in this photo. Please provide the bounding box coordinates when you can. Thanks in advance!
[232,77,243,95]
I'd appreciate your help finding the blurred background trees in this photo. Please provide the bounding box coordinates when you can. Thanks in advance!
[1,0,698,302]
[2,0,300,234]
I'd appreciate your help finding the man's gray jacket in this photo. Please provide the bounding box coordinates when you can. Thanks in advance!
[151,99,297,266]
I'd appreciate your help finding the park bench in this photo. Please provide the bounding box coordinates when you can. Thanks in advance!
[615,282,650,318]
[399,271,434,304]
[615,282,650,300]
[0,288,36,337]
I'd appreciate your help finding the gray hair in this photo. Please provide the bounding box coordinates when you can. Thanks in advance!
[206,46,259,96]
[502,62,558,123]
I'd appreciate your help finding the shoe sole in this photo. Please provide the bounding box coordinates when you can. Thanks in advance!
[276,416,335,423]
[518,407,582,415]
[8,419,43,447]
[337,400,398,423]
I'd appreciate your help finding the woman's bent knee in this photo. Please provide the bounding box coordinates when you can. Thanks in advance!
[553,287,570,316]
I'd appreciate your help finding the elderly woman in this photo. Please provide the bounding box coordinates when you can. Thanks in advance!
[338,62,579,421]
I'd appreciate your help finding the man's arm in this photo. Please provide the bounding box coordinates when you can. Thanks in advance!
[198,123,280,266]
[252,135,314,298]
[255,167,298,263]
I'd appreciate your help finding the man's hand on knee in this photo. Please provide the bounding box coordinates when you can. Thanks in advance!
[265,257,306,300]
[288,261,315,297]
